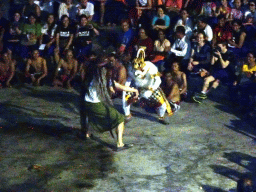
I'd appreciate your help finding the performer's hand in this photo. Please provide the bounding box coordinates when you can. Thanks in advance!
[134,89,139,99]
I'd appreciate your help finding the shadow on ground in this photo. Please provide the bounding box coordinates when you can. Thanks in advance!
[209,152,256,192]
[0,95,116,191]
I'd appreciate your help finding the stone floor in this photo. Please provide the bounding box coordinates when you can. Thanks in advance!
[0,82,256,192]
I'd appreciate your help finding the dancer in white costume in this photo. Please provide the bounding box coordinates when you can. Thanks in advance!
[123,47,172,124]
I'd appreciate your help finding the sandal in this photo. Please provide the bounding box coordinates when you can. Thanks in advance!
[114,144,133,152]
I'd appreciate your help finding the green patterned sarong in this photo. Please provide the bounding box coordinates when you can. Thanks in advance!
[84,101,125,133]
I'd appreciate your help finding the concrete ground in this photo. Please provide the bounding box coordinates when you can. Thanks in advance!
[0,78,256,192]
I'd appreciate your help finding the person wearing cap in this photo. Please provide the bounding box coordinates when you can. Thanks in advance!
[79,55,139,151]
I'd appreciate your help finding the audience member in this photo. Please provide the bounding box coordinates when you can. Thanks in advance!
[25,49,48,86]
[152,6,170,33]
[40,13,58,58]
[174,8,193,40]
[55,15,74,62]
[76,0,94,21]
[216,0,231,18]
[0,51,16,88]
[236,52,256,112]
[58,0,77,22]
[228,19,247,59]
[229,0,244,21]
[167,25,191,70]
[20,14,42,60]
[244,1,256,22]
[130,27,154,59]
[151,29,171,72]
[5,11,22,58]
[117,20,134,55]
[188,32,212,73]
[22,0,41,19]
[193,41,235,103]
[53,49,78,89]
[212,14,232,47]
[199,0,218,27]
[74,14,99,64]
[194,16,213,42]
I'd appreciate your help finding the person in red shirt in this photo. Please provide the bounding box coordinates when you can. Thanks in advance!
[130,27,153,59]
[212,15,232,47]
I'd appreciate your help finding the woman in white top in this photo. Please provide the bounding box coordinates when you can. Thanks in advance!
[80,56,139,151]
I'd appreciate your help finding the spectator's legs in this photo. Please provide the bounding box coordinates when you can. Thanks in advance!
[202,76,216,93]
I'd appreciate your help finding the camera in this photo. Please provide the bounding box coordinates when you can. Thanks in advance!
[213,46,221,57]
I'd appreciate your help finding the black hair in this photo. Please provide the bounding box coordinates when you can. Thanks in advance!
[79,14,88,22]
[232,19,242,26]
[176,25,186,35]
[217,41,228,48]
[217,14,225,21]
[60,14,69,23]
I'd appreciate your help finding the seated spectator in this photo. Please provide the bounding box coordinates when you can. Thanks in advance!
[188,32,212,73]
[243,15,256,52]
[199,0,218,27]
[216,0,231,18]
[40,14,58,58]
[130,27,154,59]
[76,0,94,22]
[25,49,48,86]
[212,14,232,47]
[194,16,213,42]
[22,0,41,19]
[58,0,77,22]
[171,61,187,101]
[165,0,183,12]
[229,0,244,21]
[74,14,99,64]
[166,25,191,70]
[151,30,171,72]
[228,19,247,59]
[244,1,256,23]
[20,14,42,60]
[236,52,256,112]
[192,41,235,103]
[152,6,170,34]
[117,20,134,55]
[5,11,22,58]
[161,71,181,112]
[55,15,74,62]
[174,8,194,40]
[53,49,78,89]
[0,51,16,88]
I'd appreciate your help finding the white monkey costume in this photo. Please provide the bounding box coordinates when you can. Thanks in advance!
[122,48,172,120]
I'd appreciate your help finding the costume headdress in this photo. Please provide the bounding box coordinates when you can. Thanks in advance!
[134,47,146,69]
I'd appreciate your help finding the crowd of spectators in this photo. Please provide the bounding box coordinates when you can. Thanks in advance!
[0,0,256,115]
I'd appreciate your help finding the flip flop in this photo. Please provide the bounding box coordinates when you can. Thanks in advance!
[114,144,133,152]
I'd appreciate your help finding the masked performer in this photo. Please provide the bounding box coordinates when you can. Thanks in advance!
[123,47,173,124]
[80,56,139,151]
